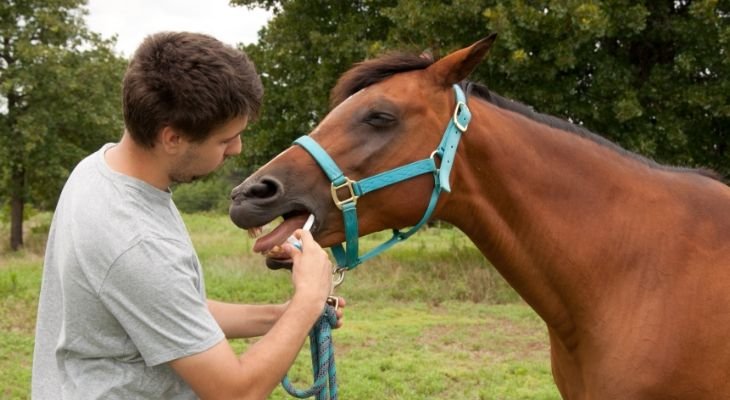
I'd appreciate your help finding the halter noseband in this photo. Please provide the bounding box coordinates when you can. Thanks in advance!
[294,84,471,270]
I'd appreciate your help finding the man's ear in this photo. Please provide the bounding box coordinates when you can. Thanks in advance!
[159,126,184,154]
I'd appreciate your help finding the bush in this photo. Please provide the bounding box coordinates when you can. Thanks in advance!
[172,176,232,213]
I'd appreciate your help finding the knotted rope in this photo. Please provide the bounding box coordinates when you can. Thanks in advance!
[281,304,339,400]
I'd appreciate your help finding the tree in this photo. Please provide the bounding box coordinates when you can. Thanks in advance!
[233,0,728,178]
[1,0,126,250]
[476,0,729,175]
[232,0,397,172]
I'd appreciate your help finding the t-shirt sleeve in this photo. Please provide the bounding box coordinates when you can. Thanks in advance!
[99,238,224,366]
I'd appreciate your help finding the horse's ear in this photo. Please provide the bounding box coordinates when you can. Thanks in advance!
[427,33,497,87]
[419,49,434,62]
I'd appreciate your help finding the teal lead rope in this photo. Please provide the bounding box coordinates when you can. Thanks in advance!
[281,304,339,399]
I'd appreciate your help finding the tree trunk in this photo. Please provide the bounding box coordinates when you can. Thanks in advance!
[9,169,24,251]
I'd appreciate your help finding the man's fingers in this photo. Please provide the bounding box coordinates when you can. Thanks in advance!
[295,229,315,247]
[281,243,300,259]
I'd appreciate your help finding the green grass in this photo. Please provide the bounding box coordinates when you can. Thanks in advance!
[261,302,557,399]
[0,212,560,399]
[0,251,41,400]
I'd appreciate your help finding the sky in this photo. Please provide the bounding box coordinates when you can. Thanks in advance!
[84,0,272,57]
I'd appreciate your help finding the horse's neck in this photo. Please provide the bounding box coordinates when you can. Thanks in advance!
[439,100,664,341]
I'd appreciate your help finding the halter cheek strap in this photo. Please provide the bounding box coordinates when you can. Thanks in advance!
[294,84,471,270]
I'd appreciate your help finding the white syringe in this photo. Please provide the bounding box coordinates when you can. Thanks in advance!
[286,214,315,250]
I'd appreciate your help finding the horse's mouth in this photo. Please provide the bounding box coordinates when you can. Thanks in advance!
[247,210,314,265]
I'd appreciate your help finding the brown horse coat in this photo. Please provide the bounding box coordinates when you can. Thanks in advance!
[230,36,730,399]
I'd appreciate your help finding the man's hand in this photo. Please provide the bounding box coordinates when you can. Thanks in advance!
[283,229,332,307]
[284,230,346,328]
[329,296,346,329]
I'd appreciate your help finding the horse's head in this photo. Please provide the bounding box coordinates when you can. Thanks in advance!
[229,35,496,267]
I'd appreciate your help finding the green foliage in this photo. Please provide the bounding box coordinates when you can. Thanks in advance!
[173,176,232,214]
[232,0,729,178]
[172,162,254,213]
[478,0,729,175]
[0,0,127,248]
[233,0,397,170]
[173,178,230,213]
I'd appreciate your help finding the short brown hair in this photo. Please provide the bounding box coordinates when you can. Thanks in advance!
[122,32,263,148]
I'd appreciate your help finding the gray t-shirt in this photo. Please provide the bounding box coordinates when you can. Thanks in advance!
[32,143,225,399]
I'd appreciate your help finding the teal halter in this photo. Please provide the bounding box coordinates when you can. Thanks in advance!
[294,84,471,270]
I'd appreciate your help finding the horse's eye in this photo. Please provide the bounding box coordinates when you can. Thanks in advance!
[364,112,397,129]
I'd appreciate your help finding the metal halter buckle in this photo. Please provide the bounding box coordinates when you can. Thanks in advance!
[330,178,359,210]
[453,101,468,132]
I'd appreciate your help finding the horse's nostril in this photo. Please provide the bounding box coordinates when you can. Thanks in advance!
[245,178,280,200]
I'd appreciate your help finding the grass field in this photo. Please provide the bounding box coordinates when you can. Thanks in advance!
[0,212,560,399]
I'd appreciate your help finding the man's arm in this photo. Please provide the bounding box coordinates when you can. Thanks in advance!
[207,300,287,339]
[208,297,345,339]
[170,230,333,400]
[171,293,324,399]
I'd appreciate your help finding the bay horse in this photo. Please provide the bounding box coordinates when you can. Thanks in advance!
[229,35,730,399]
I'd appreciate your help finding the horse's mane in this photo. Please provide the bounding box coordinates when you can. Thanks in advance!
[330,51,723,182]
[467,84,723,181]
[330,52,433,107]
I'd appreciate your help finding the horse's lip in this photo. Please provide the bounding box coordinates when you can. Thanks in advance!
[229,203,281,230]
[265,257,294,269]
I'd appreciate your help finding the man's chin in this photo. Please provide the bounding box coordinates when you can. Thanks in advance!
[170,174,203,185]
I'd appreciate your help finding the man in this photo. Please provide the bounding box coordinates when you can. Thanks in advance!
[32,31,343,399]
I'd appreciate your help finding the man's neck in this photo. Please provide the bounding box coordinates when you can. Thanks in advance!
[105,133,171,190]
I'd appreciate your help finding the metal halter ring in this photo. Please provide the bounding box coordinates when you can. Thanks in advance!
[332,267,347,288]
[453,101,469,132]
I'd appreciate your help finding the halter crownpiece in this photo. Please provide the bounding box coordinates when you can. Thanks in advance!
[294,84,471,270]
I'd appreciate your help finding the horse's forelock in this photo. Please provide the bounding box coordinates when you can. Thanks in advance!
[329,52,434,108]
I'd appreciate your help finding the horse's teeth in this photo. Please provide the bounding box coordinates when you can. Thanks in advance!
[248,226,263,238]
[266,245,287,258]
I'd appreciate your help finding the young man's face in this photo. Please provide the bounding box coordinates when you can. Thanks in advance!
[170,116,248,184]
